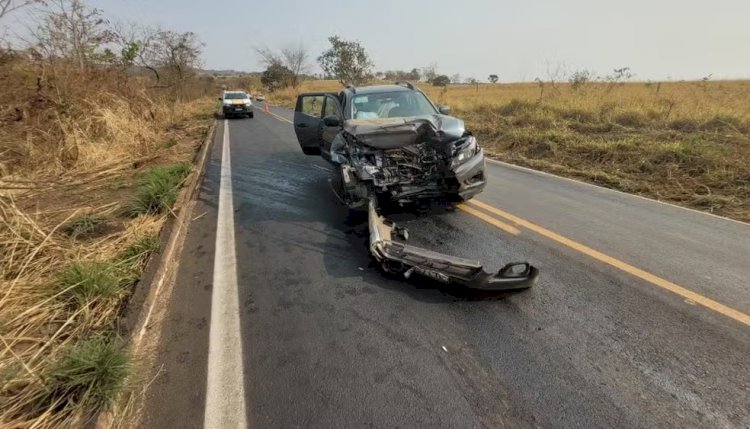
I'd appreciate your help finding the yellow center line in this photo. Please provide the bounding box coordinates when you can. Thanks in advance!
[262,108,747,325]
[456,204,521,235]
[264,108,292,123]
[467,199,750,326]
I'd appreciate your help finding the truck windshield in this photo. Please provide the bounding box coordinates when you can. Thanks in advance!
[224,92,247,99]
[352,91,437,119]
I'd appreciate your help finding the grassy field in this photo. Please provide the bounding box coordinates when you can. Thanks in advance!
[267,79,750,222]
[0,57,215,427]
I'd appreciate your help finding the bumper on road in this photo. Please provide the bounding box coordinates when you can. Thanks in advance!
[368,200,538,291]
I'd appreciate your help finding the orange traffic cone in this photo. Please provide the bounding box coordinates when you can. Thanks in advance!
[264,102,269,113]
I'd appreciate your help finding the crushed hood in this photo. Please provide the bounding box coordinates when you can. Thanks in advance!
[344,114,465,149]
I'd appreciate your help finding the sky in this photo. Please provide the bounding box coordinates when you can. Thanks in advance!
[25,0,750,81]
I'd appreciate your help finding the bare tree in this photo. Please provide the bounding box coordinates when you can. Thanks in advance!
[31,0,115,69]
[254,45,281,68]
[152,30,203,94]
[111,20,160,77]
[0,0,42,21]
[112,22,202,90]
[281,43,309,87]
[422,62,437,83]
[450,73,461,84]
[255,43,310,88]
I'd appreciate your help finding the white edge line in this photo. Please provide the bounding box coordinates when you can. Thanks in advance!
[486,158,750,227]
[204,120,247,429]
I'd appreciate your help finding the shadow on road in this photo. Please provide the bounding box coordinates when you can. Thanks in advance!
[229,147,523,304]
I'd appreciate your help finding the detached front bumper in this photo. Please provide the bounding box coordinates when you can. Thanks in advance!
[368,200,538,291]
[453,148,487,201]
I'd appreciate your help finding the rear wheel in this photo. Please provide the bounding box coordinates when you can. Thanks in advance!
[248,112,254,118]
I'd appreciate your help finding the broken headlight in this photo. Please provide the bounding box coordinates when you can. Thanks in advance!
[452,136,478,167]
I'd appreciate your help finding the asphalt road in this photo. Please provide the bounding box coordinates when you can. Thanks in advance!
[137,105,750,428]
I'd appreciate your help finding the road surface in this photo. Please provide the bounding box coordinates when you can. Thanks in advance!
[137,105,750,428]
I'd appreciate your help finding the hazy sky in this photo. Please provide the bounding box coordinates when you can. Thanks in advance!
[69,0,750,81]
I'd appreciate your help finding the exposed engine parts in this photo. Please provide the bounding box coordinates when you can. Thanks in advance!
[293,85,537,290]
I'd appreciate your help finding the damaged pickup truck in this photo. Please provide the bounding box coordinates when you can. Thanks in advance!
[293,82,538,290]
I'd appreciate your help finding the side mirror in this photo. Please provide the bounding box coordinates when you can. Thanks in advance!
[438,105,451,115]
[323,115,341,127]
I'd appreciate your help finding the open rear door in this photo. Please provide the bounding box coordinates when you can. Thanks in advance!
[294,93,331,155]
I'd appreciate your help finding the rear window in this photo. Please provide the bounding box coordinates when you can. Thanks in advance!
[224,92,247,99]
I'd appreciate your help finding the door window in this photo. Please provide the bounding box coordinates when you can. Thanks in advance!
[300,95,325,117]
[323,96,340,118]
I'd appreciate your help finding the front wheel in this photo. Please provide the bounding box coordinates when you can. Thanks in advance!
[248,112,254,118]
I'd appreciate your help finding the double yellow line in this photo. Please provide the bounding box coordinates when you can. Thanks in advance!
[259,104,293,124]
[461,199,750,327]
[262,110,750,327]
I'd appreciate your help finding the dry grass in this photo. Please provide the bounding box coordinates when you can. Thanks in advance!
[268,79,750,221]
[0,57,214,427]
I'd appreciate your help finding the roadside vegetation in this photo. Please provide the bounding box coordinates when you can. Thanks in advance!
[0,0,214,426]
[266,78,750,222]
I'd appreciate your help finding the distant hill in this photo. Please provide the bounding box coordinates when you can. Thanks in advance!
[200,69,261,77]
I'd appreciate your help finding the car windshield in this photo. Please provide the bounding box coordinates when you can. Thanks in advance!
[224,92,247,99]
[352,91,437,119]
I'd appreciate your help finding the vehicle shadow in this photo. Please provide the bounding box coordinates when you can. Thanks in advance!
[229,148,519,303]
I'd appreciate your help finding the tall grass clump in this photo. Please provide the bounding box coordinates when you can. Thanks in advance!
[128,163,192,216]
[62,213,107,238]
[119,234,161,271]
[20,334,131,425]
[58,261,128,309]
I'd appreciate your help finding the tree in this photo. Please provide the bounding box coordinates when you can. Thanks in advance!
[488,74,499,83]
[281,43,309,87]
[422,62,437,83]
[450,73,462,84]
[431,75,450,87]
[255,43,310,88]
[382,69,421,82]
[0,0,43,21]
[568,69,594,91]
[112,21,160,75]
[152,31,203,85]
[261,62,293,89]
[317,36,373,85]
[31,0,117,69]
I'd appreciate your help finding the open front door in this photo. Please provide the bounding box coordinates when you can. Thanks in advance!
[294,93,331,155]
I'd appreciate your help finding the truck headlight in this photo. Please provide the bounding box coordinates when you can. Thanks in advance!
[453,136,478,167]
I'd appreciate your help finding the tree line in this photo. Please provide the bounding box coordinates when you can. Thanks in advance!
[255,35,502,90]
